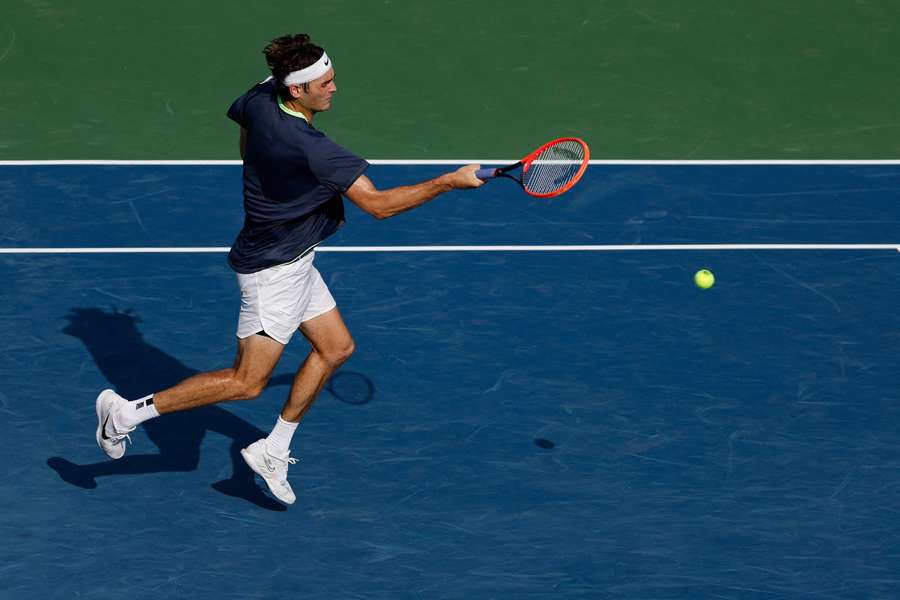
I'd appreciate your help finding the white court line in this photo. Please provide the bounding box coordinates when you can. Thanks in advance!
[0,245,897,254]
[1,160,900,166]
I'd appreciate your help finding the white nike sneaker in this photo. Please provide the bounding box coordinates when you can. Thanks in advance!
[95,389,134,460]
[240,439,298,505]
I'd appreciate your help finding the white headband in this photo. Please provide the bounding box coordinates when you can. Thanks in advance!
[283,52,332,86]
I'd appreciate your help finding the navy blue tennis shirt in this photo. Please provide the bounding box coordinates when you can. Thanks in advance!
[226,78,369,273]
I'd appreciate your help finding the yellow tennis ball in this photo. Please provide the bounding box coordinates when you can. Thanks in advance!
[694,269,715,289]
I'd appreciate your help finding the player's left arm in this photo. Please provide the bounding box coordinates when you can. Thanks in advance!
[239,127,247,159]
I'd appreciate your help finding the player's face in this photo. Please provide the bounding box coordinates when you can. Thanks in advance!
[301,68,337,113]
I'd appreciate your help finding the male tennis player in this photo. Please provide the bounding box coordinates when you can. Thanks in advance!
[93,33,483,505]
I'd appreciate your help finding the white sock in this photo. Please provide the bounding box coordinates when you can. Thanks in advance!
[115,394,160,430]
[266,416,299,455]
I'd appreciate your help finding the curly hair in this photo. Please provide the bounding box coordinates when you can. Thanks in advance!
[263,34,325,98]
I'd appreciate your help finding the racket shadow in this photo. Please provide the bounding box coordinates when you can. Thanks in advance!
[47,307,289,511]
[268,370,375,405]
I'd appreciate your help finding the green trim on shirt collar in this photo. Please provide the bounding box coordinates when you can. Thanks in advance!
[277,96,308,122]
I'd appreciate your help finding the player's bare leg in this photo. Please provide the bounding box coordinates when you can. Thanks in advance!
[154,333,285,413]
[240,307,353,505]
[96,334,284,460]
[283,306,355,423]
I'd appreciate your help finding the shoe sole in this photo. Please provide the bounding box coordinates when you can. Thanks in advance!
[240,448,295,505]
[95,389,124,460]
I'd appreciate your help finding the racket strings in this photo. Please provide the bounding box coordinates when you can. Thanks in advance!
[521,139,586,196]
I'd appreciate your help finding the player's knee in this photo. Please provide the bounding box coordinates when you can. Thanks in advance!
[341,338,356,363]
[232,372,267,400]
[323,337,354,369]
[243,382,267,400]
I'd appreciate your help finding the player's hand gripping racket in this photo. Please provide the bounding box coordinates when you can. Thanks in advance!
[476,137,590,198]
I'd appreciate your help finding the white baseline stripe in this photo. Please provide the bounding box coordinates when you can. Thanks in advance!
[0,160,243,166]
[372,160,900,166]
[0,244,897,254]
[1,159,900,166]
[319,244,900,252]
[0,247,230,253]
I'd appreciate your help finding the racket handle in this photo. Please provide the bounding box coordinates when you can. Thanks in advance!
[475,167,497,180]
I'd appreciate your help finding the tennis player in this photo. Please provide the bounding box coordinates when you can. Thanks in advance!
[94,33,483,505]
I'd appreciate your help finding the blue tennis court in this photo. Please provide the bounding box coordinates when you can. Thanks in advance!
[2,164,899,598]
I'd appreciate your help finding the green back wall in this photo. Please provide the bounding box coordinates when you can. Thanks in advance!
[2,1,898,159]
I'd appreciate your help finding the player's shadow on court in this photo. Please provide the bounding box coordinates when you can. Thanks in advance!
[47,307,373,510]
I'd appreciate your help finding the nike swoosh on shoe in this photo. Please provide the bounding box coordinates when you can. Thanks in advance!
[263,455,276,473]
[101,414,113,440]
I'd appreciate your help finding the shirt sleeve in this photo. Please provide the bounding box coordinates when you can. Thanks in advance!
[307,136,370,193]
[226,94,247,127]
[228,79,276,128]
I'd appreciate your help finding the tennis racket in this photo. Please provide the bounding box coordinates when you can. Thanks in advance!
[475,137,590,198]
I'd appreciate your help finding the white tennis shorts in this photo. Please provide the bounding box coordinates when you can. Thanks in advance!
[235,252,336,345]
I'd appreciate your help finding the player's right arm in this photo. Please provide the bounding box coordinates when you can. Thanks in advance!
[345,165,483,220]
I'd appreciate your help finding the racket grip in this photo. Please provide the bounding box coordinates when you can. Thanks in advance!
[475,167,497,180]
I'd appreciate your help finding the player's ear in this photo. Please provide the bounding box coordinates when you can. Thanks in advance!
[288,84,304,99]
